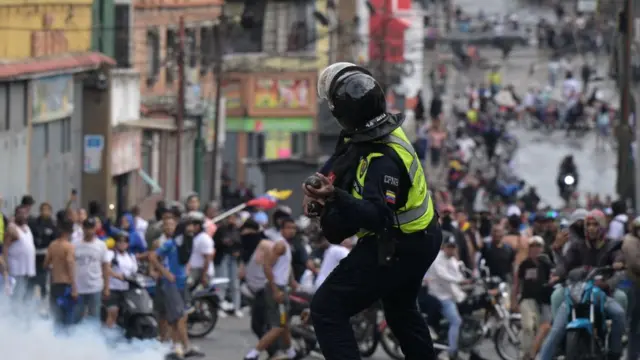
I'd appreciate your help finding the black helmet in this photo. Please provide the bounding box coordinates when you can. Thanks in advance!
[318,62,387,132]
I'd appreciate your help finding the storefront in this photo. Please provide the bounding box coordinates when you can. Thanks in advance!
[220,71,318,183]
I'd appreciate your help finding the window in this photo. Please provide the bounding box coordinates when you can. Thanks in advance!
[114,4,131,67]
[146,28,160,87]
[224,1,265,54]
[165,28,177,85]
[186,28,197,68]
[44,123,49,155]
[286,1,314,52]
[60,118,71,153]
[141,130,153,195]
[200,27,213,72]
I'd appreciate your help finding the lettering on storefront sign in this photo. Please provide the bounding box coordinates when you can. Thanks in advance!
[253,77,311,109]
[111,130,142,176]
[32,75,74,124]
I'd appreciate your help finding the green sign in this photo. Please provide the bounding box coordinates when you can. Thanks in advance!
[226,117,314,132]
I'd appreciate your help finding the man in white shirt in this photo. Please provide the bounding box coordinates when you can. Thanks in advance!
[104,234,139,328]
[313,236,350,292]
[132,205,149,244]
[73,217,110,323]
[185,212,215,288]
[607,201,629,241]
[426,236,470,360]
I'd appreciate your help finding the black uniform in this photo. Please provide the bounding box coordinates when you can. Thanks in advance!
[308,63,442,360]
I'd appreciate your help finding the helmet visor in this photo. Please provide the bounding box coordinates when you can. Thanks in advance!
[317,62,359,101]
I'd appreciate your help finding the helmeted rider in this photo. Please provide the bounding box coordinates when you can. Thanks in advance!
[556,155,579,197]
[539,210,626,360]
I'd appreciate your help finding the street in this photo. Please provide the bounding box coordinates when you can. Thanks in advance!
[192,315,504,360]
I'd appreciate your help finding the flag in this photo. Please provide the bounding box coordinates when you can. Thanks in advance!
[266,189,293,200]
[246,194,278,209]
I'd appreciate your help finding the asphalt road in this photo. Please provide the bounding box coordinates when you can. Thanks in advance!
[191,315,506,360]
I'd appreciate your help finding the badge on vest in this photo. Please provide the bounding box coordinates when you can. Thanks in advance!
[385,190,396,204]
[359,158,368,178]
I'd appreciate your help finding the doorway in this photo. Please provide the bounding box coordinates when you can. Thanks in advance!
[114,173,129,219]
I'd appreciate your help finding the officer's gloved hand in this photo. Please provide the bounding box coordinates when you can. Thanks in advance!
[303,196,324,218]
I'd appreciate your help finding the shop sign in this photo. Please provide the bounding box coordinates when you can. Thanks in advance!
[253,77,311,109]
[111,130,142,176]
[83,135,104,174]
[32,75,74,123]
[225,117,314,132]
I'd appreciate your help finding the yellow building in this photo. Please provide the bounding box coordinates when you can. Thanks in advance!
[0,0,93,59]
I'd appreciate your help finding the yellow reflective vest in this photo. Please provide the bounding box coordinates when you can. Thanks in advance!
[0,213,4,246]
[351,127,434,238]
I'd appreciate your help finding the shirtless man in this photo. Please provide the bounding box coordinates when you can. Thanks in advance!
[43,216,76,325]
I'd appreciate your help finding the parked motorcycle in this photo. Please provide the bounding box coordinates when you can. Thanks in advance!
[100,273,158,340]
[186,277,228,338]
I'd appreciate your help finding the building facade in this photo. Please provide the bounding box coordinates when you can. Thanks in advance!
[0,0,114,214]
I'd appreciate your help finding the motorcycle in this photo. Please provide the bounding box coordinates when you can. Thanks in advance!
[186,277,228,338]
[288,291,379,359]
[101,273,159,340]
[559,173,577,203]
[379,260,521,360]
[558,265,624,360]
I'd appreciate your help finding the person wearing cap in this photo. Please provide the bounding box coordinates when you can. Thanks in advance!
[539,210,627,360]
[426,234,471,360]
[184,211,215,293]
[302,62,442,360]
[512,236,553,360]
[72,217,110,323]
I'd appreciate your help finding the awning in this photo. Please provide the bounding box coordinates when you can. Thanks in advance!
[138,169,162,194]
[0,52,115,81]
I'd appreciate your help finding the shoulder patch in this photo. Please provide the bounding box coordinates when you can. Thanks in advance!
[359,157,369,178]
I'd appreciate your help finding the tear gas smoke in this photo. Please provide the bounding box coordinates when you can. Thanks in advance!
[0,298,168,360]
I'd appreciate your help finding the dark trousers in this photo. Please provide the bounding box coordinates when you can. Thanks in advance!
[628,283,640,360]
[250,289,279,356]
[310,220,443,360]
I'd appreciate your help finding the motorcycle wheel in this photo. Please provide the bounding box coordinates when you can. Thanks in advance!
[126,315,159,340]
[351,312,379,358]
[493,318,522,360]
[380,324,404,360]
[187,298,219,338]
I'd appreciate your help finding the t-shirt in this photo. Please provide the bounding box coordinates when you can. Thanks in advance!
[106,250,138,291]
[74,238,109,294]
[315,245,349,291]
[481,242,515,280]
[517,258,552,304]
[156,239,187,289]
[188,232,215,277]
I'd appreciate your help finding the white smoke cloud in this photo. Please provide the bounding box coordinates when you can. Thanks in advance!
[0,298,168,360]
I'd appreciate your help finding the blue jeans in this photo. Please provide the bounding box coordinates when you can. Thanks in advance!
[74,292,102,323]
[550,286,628,317]
[440,299,462,354]
[539,298,626,360]
[215,254,240,310]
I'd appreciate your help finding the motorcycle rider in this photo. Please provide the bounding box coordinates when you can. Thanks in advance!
[556,155,578,199]
[538,210,626,360]
[426,235,471,360]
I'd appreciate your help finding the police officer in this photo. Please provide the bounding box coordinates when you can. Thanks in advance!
[303,62,443,360]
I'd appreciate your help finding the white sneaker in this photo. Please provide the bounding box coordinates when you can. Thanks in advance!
[233,310,244,318]
[217,309,228,318]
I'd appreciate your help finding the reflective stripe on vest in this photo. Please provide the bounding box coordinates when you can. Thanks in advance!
[351,127,434,237]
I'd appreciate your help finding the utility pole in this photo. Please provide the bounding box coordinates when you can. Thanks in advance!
[209,20,223,201]
[176,16,185,201]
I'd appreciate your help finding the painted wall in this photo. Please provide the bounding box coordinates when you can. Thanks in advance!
[30,79,84,212]
[0,0,93,59]
[0,82,30,214]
